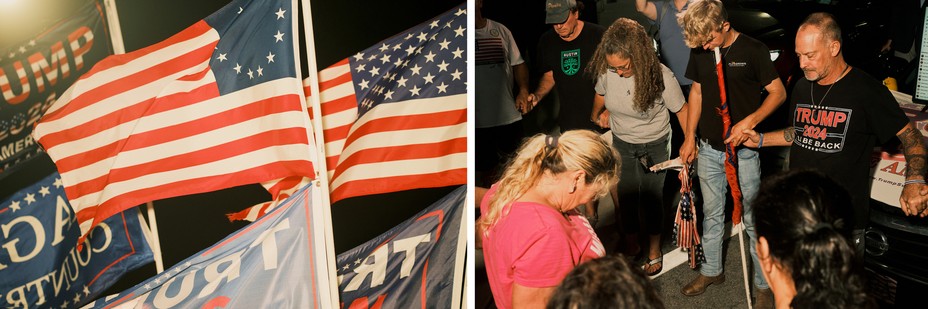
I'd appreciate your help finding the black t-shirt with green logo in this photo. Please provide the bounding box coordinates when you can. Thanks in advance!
[537,22,605,132]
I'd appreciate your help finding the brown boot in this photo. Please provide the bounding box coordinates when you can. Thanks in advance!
[681,273,726,296]
[754,288,774,309]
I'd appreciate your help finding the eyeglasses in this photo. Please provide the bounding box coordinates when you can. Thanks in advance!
[608,63,631,74]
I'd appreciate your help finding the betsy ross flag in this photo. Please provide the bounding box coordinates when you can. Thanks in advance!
[33,0,313,238]
[308,4,467,203]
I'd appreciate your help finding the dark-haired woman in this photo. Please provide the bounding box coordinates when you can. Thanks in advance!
[753,170,874,308]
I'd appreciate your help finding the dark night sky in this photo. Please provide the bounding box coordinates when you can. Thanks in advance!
[0,0,463,297]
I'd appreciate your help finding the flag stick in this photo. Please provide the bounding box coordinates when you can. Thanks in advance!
[145,202,165,273]
[737,222,752,309]
[104,0,165,274]
[299,0,339,306]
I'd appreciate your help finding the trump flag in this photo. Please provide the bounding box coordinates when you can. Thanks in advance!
[32,0,314,238]
[0,172,153,308]
[336,185,465,308]
[307,4,467,203]
[0,0,111,179]
[85,183,330,308]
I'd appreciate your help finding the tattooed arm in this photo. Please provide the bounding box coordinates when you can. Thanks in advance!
[740,128,795,148]
[898,123,928,217]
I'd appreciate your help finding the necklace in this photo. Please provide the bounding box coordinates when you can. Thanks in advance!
[810,64,850,106]
[722,32,739,59]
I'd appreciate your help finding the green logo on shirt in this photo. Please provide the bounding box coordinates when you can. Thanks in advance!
[561,49,580,76]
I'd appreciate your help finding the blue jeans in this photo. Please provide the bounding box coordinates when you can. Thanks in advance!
[697,140,768,289]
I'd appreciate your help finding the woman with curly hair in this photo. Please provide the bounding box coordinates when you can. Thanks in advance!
[587,18,689,276]
[753,170,874,308]
[478,130,620,309]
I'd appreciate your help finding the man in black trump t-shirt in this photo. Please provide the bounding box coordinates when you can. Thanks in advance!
[744,12,928,253]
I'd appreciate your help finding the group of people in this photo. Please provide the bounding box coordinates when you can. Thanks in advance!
[476,0,928,308]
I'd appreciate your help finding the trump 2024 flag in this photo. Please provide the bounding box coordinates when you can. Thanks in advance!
[86,183,328,308]
[0,172,153,308]
[307,5,467,203]
[32,0,314,239]
[336,186,465,308]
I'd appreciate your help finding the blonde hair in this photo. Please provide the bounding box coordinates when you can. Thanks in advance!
[477,130,620,235]
[587,18,665,113]
[678,0,727,48]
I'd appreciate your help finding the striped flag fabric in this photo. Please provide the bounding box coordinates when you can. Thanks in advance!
[32,0,314,237]
[307,4,467,203]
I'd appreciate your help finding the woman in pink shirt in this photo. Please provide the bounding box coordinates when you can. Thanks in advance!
[477,130,620,308]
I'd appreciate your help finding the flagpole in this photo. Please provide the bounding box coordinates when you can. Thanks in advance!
[737,223,752,309]
[298,0,340,306]
[104,0,165,274]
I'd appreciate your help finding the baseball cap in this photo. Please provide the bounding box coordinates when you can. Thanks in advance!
[545,0,576,24]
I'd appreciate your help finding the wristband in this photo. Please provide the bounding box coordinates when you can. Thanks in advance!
[904,179,926,185]
[757,133,764,148]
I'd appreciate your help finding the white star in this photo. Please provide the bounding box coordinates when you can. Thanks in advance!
[451,69,462,81]
[19,46,26,53]
[445,21,453,28]
[455,8,466,16]
[367,54,377,61]
[256,66,264,77]
[439,39,451,50]
[397,76,409,87]
[437,82,448,93]
[153,277,161,285]
[353,52,365,61]
[61,300,69,309]
[53,178,62,188]
[274,30,285,42]
[39,186,50,197]
[405,45,416,56]
[415,46,424,55]
[24,193,36,205]
[410,85,421,96]
[410,64,422,75]
[379,43,390,52]
[429,20,440,29]
[237,6,243,14]
[355,64,366,72]
[184,262,192,267]
[28,40,36,46]
[369,66,380,76]
[73,293,81,303]
[247,69,254,79]
[143,284,151,290]
[417,32,428,42]
[216,53,227,62]
[394,58,404,67]
[392,43,402,51]
[9,200,20,212]
[384,72,395,81]
[342,264,349,271]
[398,60,409,68]
[454,25,466,37]
[404,33,414,40]
[233,63,242,74]
[430,33,438,41]
[424,51,436,62]
[358,79,369,90]
[266,51,276,63]
[452,47,463,59]
[423,72,435,84]
[8,52,15,58]
[384,90,394,100]
[437,60,449,72]
[380,54,391,64]
[83,286,90,296]
[275,8,286,19]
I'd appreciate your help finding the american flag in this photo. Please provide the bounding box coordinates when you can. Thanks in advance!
[308,4,467,203]
[32,0,314,237]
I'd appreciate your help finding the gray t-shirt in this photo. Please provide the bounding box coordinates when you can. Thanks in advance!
[595,64,685,144]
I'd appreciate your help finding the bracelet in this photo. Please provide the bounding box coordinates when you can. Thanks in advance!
[904,179,927,185]
[757,133,764,148]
